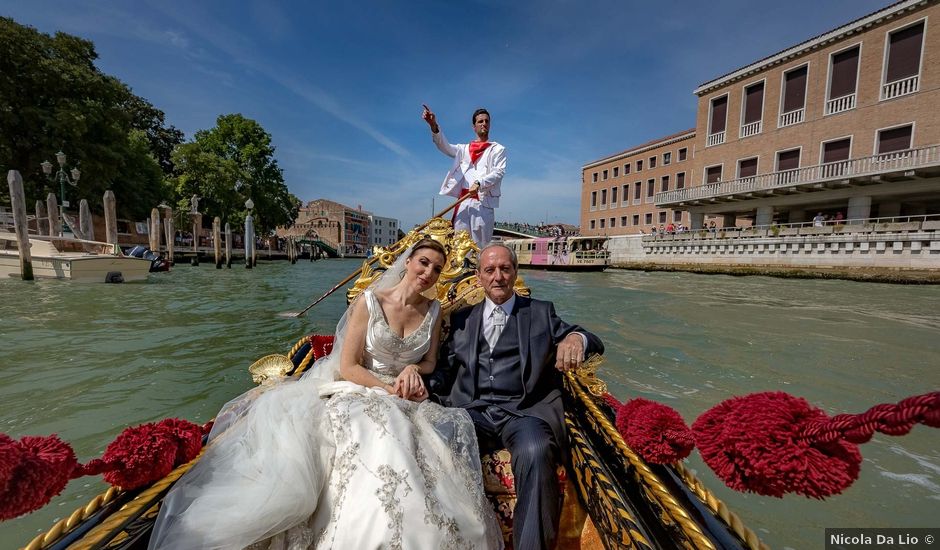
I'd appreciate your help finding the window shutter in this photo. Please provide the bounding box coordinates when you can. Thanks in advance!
[823,139,851,163]
[744,83,764,124]
[886,22,924,83]
[783,66,808,113]
[829,47,859,98]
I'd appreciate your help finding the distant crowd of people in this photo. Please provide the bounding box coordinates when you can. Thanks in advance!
[648,222,688,236]
[813,211,845,227]
[495,221,580,237]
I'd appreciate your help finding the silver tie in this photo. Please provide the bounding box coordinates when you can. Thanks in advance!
[486,306,507,351]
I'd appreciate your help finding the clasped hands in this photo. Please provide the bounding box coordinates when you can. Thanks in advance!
[391,365,428,402]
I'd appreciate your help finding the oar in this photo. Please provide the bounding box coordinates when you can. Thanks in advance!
[283,194,473,318]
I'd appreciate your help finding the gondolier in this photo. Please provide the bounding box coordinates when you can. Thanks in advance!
[422,104,506,246]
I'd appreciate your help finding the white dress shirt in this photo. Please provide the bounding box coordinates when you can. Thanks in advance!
[482,295,586,359]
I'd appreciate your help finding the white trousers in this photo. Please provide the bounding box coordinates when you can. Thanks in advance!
[454,201,494,247]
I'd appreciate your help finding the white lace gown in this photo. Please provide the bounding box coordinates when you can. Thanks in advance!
[150,290,502,550]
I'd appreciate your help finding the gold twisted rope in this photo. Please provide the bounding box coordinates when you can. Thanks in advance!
[287,336,306,360]
[673,461,770,550]
[565,371,720,550]
[64,448,206,550]
[22,487,121,550]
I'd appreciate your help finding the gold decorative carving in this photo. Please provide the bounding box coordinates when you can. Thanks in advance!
[248,354,294,384]
[574,353,608,397]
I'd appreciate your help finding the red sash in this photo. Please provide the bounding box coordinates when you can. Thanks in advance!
[452,188,471,223]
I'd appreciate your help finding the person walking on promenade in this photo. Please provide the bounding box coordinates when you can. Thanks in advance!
[423,104,507,246]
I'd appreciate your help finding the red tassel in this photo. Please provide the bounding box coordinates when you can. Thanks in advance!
[616,399,694,464]
[692,392,861,499]
[0,434,78,521]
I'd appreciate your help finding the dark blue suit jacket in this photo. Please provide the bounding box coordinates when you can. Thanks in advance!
[430,295,604,447]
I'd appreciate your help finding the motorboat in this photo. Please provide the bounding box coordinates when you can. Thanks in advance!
[0,229,152,282]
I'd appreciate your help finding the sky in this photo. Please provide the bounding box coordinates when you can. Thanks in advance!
[3,0,891,229]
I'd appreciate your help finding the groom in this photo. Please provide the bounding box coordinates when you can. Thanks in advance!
[429,243,604,550]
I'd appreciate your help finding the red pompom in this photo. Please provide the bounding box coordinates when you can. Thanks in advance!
[692,392,861,499]
[96,422,181,489]
[0,434,77,520]
[615,399,694,464]
[155,418,203,465]
[0,434,18,495]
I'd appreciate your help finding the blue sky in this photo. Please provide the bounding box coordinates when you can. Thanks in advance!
[3,0,889,229]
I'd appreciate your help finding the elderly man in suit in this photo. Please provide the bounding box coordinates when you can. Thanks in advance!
[429,243,604,550]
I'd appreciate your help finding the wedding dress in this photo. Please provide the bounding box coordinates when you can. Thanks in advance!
[149,288,502,549]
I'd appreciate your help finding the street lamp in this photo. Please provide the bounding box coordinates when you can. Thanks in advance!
[41,151,81,236]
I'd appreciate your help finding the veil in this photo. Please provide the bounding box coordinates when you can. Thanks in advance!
[300,244,416,384]
[149,245,418,550]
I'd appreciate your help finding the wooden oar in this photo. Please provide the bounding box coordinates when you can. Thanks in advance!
[284,194,473,318]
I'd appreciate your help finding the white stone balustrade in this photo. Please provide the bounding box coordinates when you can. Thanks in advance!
[825,93,856,115]
[778,108,805,127]
[740,121,761,138]
[882,75,919,100]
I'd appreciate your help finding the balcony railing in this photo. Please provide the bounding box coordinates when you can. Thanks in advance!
[778,108,804,128]
[641,213,940,243]
[825,93,856,115]
[706,131,726,147]
[740,121,761,138]
[655,143,940,206]
[882,75,919,100]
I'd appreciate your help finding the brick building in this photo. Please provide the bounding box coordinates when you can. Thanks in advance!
[583,0,940,235]
[581,130,694,236]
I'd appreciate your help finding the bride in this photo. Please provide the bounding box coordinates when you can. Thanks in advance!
[149,238,502,550]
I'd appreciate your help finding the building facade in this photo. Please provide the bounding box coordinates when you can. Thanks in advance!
[369,215,400,248]
[582,0,940,234]
[582,131,695,236]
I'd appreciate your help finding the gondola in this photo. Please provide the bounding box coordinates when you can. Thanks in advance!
[16,217,767,550]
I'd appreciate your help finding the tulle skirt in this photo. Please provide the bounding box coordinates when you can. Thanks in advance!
[149,377,502,550]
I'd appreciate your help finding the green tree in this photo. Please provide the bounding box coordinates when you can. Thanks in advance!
[170,114,300,233]
[0,17,176,220]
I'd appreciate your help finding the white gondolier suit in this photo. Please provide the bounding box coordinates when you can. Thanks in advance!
[433,130,507,246]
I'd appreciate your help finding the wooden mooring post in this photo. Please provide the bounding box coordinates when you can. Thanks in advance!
[80,200,95,241]
[103,191,118,247]
[46,193,60,236]
[191,213,201,266]
[224,222,232,268]
[7,171,33,280]
[150,208,160,252]
[213,217,222,269]
[164,207,175,265]
[34,201,47,235]
[244,213,254,269]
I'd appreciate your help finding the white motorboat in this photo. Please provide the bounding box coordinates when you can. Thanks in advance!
[0,230,151,282]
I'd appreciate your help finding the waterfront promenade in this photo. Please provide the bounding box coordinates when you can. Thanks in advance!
[605,213,940,283]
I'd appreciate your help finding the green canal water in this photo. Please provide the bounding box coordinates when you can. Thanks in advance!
[1,260,938,549]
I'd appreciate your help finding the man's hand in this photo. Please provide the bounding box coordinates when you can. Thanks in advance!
[421,104,439,133]
[555,333,585,372]
[468,182,480,197]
